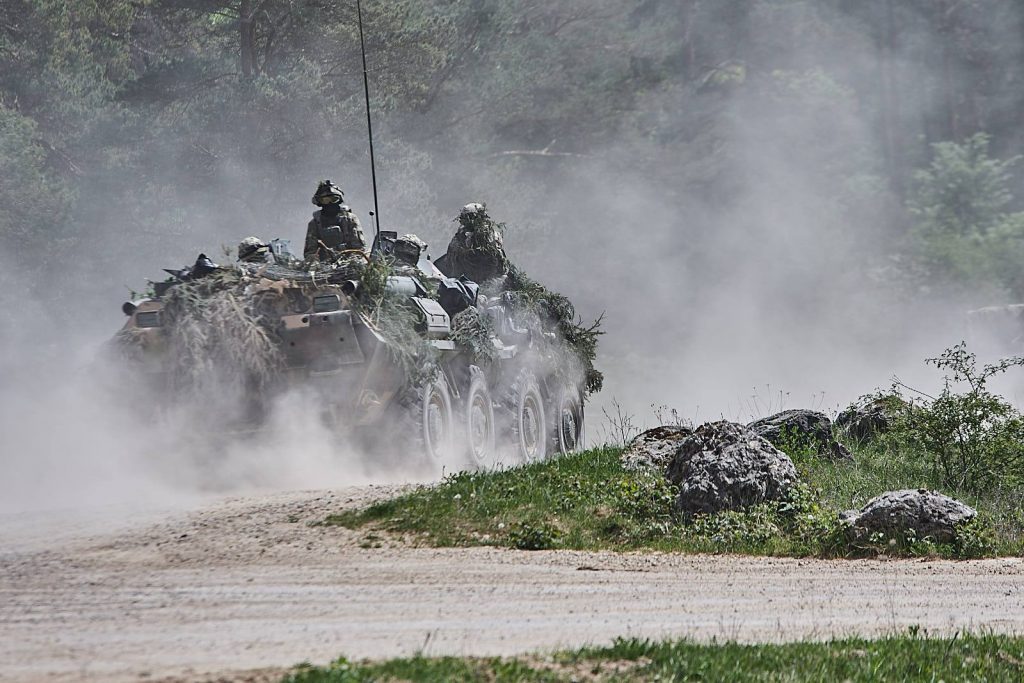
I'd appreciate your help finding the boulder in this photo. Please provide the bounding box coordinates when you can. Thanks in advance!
[747,409,852,460]
[621,425,693,472]
[667,421,798,515]
[839,489,976,543]
[835,395,906,441]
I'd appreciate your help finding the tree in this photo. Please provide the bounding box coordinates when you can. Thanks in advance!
[908,133,1024,297]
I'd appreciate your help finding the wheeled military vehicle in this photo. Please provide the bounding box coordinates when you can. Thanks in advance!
[115,232,594,468]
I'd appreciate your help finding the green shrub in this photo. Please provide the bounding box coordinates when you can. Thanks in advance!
[610,470,678,543]
[889,342,1024,494]
[507,520,559,550]
[771,424,829,462]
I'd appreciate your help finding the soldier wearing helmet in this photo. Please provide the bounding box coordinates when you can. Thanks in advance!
[393,234,428,268]
[237,236,271,263]
[435,202,509,282]
[303,180,366,261]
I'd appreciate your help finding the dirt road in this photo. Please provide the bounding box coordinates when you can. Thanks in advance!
[2,488,1023,682]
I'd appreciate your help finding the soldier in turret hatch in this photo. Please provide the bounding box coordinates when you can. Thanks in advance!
[237,236,272,263]
[435,202,510,283]
[303,180,366,261]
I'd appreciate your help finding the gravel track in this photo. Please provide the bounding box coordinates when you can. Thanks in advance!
[1,487,1023,682]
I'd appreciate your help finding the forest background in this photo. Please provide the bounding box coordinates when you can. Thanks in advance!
[3,0,1024,420]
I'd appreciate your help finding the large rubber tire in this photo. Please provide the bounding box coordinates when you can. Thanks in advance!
[502,369,547,463]
[399,373,456,465]
[549,386,585,456]
[463,366,496,469]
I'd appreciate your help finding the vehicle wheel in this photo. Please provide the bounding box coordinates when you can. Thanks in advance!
[549,385,585,455]
[463,366,496,469]
[502,369,547,463]
[399,372,456,465]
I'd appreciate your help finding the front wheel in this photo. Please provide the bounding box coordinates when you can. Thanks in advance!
[550,386,585,455]
[398,372,456,465]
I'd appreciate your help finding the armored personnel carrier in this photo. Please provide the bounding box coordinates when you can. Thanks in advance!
[114,230,599,468]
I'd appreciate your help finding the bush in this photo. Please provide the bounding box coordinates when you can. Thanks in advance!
[681,484,844,556]
[506,520,559,550]
[610,470,678,542]
[890,342,1024,494]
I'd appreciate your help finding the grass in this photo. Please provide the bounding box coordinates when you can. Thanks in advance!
[325,438,1024,558]
[284,632,1024,682]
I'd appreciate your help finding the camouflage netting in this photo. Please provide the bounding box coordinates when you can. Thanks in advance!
[161,270,281,393]
[122,224,602,399]
[450,306,497,364]
[483,265,604,395]
[353,257,438,384]
[120,254,371,396]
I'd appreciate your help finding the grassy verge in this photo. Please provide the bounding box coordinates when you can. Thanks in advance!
[325,440,1024,557]
[285,633,1024,682]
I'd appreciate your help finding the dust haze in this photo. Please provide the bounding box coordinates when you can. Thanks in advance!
[2,1,1020,513]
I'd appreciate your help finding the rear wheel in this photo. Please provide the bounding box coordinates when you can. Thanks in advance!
[549,386,585,455]
[502,369,547,463]
[463,366,496,469]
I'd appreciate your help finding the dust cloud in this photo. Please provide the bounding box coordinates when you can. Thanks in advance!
[2,1,1021,512]
[0,266,437,514]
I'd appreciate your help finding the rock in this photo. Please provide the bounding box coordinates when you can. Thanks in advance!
[621,425,693,472]
[835,395,906,441]
[839,489,976,543]
[667,421,798,515]
[747,409,852,460]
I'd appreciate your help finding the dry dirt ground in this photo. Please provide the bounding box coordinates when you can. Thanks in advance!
[2,487,1024,682]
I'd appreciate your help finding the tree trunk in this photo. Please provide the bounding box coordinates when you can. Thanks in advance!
[939,0,960,140]
[681,0,700,81]
[239,0,255,79]
[882,0,904,195]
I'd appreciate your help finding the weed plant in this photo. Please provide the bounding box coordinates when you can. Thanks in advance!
[888,342,1024,494]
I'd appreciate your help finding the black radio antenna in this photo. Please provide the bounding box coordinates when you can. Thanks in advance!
[356,0,381,238]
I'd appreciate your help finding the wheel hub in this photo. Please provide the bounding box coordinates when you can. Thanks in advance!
[425,391,447,455]
[561,407,578,450]
[469,397,489,457]
[522,398,540,457]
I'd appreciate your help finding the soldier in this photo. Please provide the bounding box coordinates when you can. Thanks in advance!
[303,180,366,261]
[237,236,271,263]
[392,234,428,269]
[435,202,510,282]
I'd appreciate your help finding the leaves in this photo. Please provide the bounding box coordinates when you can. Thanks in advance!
[891,341,1024,494]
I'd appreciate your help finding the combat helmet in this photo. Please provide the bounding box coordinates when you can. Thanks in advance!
[459,202,485,219]
[312,180,345,207]
[237,236,269,262]
[393,234,427,266]
[456,202,493,233]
